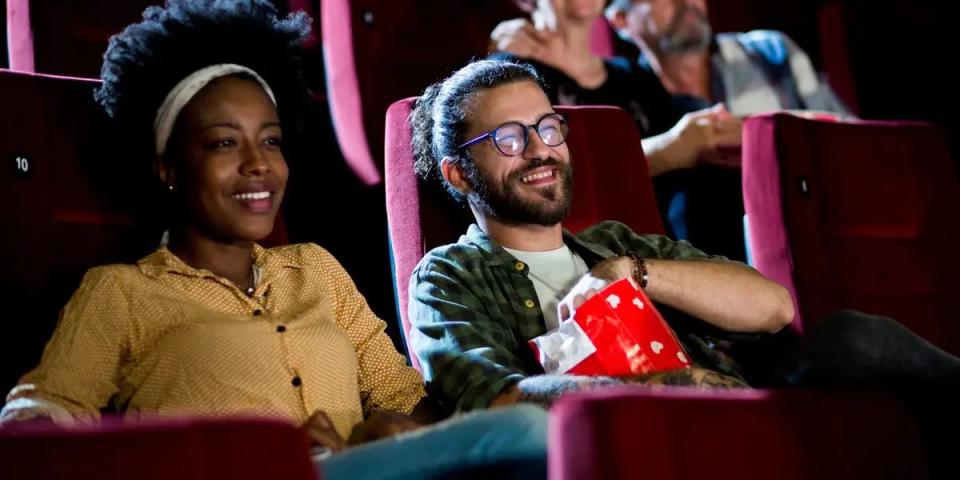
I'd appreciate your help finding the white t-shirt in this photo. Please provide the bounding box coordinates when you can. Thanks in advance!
[503,245,589,331]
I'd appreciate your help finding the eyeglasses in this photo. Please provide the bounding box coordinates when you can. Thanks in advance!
[457,113,569,157]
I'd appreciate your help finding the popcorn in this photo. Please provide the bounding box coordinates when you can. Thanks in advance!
[529,279,691,376]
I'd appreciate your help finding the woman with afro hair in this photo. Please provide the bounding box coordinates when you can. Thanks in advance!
[0,2,547,478]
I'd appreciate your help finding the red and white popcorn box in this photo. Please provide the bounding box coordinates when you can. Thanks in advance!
[528,317,597,374]
[528,278,691,376]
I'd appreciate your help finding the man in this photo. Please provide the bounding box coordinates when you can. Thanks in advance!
[605,0,853,116]
[408,58,793,412]
[490,0,743,176]
[489,0,746,260]
[495,0,852,118]
[407,58,960,414]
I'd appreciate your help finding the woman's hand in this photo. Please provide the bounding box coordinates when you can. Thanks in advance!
[302,410,347,453]
[348,411,423,446]
[0,409,58,430]
[488,17,606,89]
[490,18,552,60]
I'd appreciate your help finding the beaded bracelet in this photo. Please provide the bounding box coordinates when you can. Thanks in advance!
[624,253,649,289]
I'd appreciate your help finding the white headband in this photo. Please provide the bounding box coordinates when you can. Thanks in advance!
[153,64,277,156]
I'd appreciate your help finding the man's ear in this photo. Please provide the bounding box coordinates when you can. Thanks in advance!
[440,157,472,196]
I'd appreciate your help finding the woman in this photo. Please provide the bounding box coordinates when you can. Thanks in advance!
[0,1,546,478]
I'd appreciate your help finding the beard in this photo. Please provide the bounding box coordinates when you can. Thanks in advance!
[659,4,713,54]
[464,157,574,227]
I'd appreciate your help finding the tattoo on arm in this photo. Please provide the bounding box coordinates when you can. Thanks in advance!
[623,368,749,389]
[516,375,624,408]
[697,371,749,388]
[515,369,747,409]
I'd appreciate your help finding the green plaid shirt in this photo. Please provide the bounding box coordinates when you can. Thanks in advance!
[409,221,751,412]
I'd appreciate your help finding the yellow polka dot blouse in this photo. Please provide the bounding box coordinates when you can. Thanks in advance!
[3,243,425,438]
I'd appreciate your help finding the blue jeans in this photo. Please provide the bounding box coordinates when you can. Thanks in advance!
[317,404,548,480]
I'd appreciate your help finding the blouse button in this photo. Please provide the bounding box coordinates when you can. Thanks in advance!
[253,309,263,316]
[291,376,302,387]
[524,299,536,308]
[514,261,526,271]
[276,325,286,333]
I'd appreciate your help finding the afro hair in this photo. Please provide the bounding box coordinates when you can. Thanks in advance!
[95,0,311,162]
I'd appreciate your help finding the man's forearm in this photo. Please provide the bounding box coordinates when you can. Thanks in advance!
[490,376,622,409]
[625,368,749,388]
[645,259,794,333]
[517,375,622,408]
[490,369,749,409]
[642,132,689,176]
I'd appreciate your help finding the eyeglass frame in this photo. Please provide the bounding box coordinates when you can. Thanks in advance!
[456,112,569,156]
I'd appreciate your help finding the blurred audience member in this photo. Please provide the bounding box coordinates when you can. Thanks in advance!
[489,0,745,260]
[606,0,853,117]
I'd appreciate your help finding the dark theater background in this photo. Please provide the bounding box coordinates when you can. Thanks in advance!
[2,1,958,479]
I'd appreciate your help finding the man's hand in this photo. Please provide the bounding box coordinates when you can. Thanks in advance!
[699,110,743,168]
[663,104,743,170]
[348,411,423,446]
[302,410,347,453]
[557,256,633,322]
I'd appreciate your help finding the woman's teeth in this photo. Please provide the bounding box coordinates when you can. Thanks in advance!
[233,191,271,200]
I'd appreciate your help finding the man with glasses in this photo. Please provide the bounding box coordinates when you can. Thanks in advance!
[407,59,796,412]
[409,59,960,418]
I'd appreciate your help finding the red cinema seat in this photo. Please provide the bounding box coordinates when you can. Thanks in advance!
[549,388,925,480]
[742,112,960,354]
[817,1,860,115]
[5,1,160,77]
[320,0,523,185]
[0,416,318,480]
